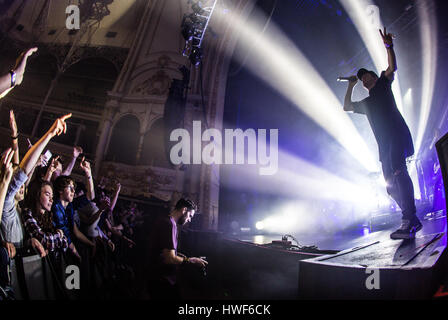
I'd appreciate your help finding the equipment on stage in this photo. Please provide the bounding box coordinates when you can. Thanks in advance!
[297,132,448,299]
[163,66,190,168]
[262,235,336,255]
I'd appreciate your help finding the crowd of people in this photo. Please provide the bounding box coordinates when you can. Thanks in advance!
[0,48,150,300]
[0,47,208,301]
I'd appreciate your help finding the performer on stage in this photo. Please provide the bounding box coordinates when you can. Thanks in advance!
[343,27,422,240]
[147,198,207,299]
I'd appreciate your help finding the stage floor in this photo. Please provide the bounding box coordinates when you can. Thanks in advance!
[230,212,447,252]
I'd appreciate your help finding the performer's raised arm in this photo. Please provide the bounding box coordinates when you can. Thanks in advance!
[380,27,397,81]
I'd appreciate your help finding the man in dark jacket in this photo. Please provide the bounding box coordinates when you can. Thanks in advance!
[343,27,422,240]
[147,198,207,299]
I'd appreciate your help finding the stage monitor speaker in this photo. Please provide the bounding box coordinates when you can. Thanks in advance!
[163,67,190,166]
[435,131,448,218]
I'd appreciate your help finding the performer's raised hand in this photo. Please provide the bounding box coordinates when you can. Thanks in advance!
[379,27,394,48]
[348,75,358,84]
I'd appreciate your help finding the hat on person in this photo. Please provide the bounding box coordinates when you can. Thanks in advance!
[357,68,378,80]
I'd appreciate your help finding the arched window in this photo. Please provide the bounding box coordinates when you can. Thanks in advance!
[107,115,140,165]
[33,57,118,153]
[12,53,58,102]
[139,118,171,168]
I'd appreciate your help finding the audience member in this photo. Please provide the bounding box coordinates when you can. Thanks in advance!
[0,47,202,301]
[52,175,95,261]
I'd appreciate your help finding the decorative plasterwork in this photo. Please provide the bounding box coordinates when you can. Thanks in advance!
[99,161,183,201]
[41,43,129,73]
[0,32,129,73]
[131,70,171,96]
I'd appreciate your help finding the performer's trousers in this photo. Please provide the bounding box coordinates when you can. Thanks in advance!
[381,151,417,222]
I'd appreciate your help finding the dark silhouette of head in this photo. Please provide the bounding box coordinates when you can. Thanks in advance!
[357,68,378,90]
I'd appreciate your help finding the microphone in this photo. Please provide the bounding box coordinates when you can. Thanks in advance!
[337,76,357,82]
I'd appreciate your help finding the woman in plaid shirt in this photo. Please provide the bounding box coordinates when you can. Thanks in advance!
[23,181,68,252]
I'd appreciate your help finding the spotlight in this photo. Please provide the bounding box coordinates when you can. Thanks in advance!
[181,15,205,40]
[191,35,201,47]
[377,175,387,187]
[191,1,205,15]
[362,227,370,236]
[378,195,392,207]
[181,20,194,41]
[187,13,207,26]
[189,47,203,66]
[192,1,205,15]
[255,221,265,230]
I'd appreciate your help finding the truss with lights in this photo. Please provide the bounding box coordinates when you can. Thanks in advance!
[181,0,217,67]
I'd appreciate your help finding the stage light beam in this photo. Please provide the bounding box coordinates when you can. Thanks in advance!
[338,0,406,116]
[414,0,437,156]
[213,4,378,172]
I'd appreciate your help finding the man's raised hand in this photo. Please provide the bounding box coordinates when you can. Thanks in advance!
[80,156,92,176]
[1,148,14,184]
[9,110,18,137]
[73,146,83,158]
[48,113,72,137]
[14,47,38,86]
[48,156,60,173]
[379,27,394,48]
[113,180,121,194]
[99,197,111,211]
[347,75,358,87]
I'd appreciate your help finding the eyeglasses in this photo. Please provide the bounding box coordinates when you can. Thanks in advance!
[66,185,75,192]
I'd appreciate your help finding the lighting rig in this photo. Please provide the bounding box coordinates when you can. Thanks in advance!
[181,0,217,67]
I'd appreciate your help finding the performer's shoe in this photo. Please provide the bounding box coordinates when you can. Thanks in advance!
[390,218,423,240]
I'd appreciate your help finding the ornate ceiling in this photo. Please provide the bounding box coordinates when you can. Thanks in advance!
[1,0,148,48]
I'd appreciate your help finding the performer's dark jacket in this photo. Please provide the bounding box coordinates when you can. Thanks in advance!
[352,71,414,163]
